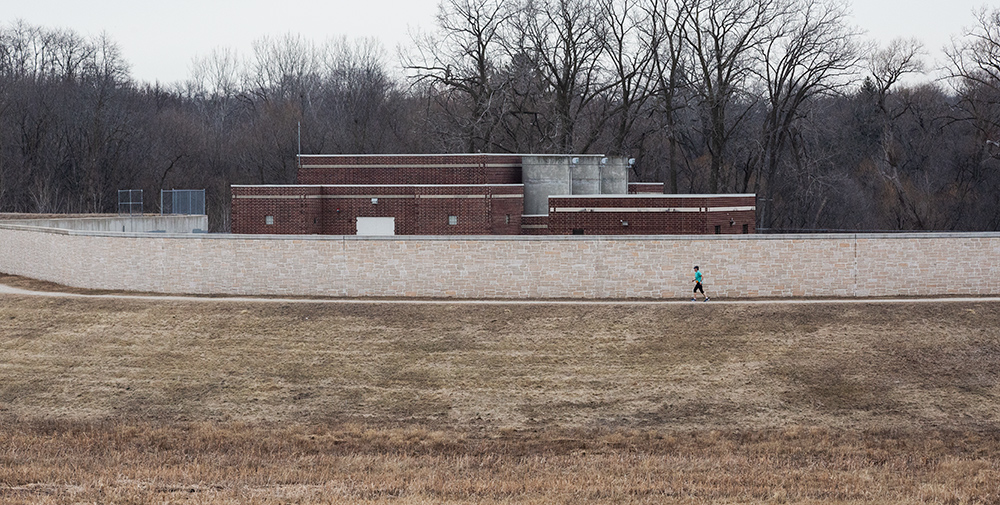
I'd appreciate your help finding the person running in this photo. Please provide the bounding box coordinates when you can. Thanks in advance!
[692,265,709,302]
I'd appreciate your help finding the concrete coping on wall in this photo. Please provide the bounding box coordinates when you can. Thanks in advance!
[547,193,756,199]
[0,215,208,234]
[2,221,999,242]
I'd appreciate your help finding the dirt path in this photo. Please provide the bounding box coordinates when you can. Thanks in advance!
[0,275,997,305]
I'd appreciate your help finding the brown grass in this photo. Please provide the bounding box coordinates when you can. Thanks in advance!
[1,275,999,503]
[3,421,999,504]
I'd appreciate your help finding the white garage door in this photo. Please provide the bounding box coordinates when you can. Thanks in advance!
[356,217,395,235]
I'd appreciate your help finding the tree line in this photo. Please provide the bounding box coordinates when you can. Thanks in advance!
[1,1,999,232]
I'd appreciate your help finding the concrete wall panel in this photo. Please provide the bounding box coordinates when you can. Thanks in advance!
[0,215,207,233]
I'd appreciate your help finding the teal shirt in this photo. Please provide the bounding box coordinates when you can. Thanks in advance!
[695,271,703,283]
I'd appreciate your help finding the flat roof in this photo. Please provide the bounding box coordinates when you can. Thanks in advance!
[548,193,756,198]
[232,184,525,188]
[296,153,608,158]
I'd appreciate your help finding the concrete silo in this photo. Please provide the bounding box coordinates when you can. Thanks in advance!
[522,155,572,215]
[600,157,629,195]
[571,155,603,195]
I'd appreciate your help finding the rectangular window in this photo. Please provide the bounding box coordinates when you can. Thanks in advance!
[448,215,458,225]
[265,215,274,225]
[714,225,721,234]
[743,224,749,234]
[572,228,585,235]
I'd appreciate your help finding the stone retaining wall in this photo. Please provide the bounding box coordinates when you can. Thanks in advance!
[0,222,997,298]
[0,215,208,233]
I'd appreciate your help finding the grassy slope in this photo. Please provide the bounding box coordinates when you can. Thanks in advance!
[1,285,999,503]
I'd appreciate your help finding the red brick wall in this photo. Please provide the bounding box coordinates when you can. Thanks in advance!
[233,186,755,236]
[414,186,491,235]
[487,185,523,235]
[482,156,524,185]
[231,186,321,234]
[234,184,524,235]
[520,215,550,235]
[314,186,416,235]
[547,195,755,235]
[628,183,665,194]
[297,154,523,186]
[705,195,757,234]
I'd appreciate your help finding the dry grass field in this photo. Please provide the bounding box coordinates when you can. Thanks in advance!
[1,274,999,503]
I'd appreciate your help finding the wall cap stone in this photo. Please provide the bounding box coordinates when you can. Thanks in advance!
[3,221,999,242]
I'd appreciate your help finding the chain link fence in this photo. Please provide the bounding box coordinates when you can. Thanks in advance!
[117,189,143,216]
[161,189,205,215]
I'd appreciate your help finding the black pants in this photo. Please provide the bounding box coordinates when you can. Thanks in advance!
[694,282,704,294]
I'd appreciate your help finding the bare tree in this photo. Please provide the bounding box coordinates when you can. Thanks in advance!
[862,37,932,227]
[946,7,1000,155]
[684,0,788,192]
[247,33,322,104]
[189,47,243,100]
[514,0,609,152]
[645,0,696,192]
[755,0,861,227]
[945,7,1000,228]
[313,37,403,153]
[405,0,512,151]
[0,22,142,213]
[597,0,657,156]
[868,37,925,112]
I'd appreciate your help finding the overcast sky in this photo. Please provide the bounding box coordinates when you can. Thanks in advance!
[1,0,991,85]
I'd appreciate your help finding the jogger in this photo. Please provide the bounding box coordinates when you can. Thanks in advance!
[692,266,709,302]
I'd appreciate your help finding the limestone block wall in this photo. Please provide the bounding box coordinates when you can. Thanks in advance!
[0,222,997,299]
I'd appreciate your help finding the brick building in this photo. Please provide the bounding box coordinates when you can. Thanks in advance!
[231,153,756,235]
